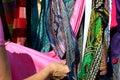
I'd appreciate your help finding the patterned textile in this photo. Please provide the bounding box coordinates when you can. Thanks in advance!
[30,0,50,52]
[46,0,79,79]
[82,0,92,60]
[79,0,109,79]
[69,0,85,71]
[1,0,27,45]
[12,0,27,45]
[64,0,75,18]
[99,0,111,76]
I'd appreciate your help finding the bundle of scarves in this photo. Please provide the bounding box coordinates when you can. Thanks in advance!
[1,0,85,80]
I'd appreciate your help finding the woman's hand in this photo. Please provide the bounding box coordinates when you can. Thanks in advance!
[25,61,69,80]
[49,61,70,80]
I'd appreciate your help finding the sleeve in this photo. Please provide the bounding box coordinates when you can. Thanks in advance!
[0,17,5,45]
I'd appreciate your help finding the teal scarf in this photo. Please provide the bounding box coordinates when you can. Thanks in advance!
[31,0,50,52]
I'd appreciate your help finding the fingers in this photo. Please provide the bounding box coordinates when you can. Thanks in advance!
[60,60,66,65]
[52,73,67,80]
[50,61,70,80]
[59,61,70,73]
[64,65,70,73]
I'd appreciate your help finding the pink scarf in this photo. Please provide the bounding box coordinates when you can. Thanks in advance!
[6,42,60,80]
[110,0,118,29]
[70,0,85,36]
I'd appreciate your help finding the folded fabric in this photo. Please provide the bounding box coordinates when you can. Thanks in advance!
[5,42,61,80]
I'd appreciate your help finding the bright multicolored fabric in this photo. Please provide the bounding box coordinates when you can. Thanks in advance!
[30,0,50,52]
[79,10,103,80]
[78,0,109,79]
[99,0,111,76]
[82,0,92,61]
[46,0,80,79]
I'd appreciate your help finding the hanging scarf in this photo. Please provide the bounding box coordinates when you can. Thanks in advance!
[79,0,109,79]
[98,0,111,76]
[12,0,27,45]
[64,0,75,18]
[79,10,103,80]
[69,0,85,76]
[46,0,79,79]
[70,0,85,36]
[1,0,27,45]
[30,0,50,52]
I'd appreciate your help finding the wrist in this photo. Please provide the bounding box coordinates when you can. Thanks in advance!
[46,64,54,75]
